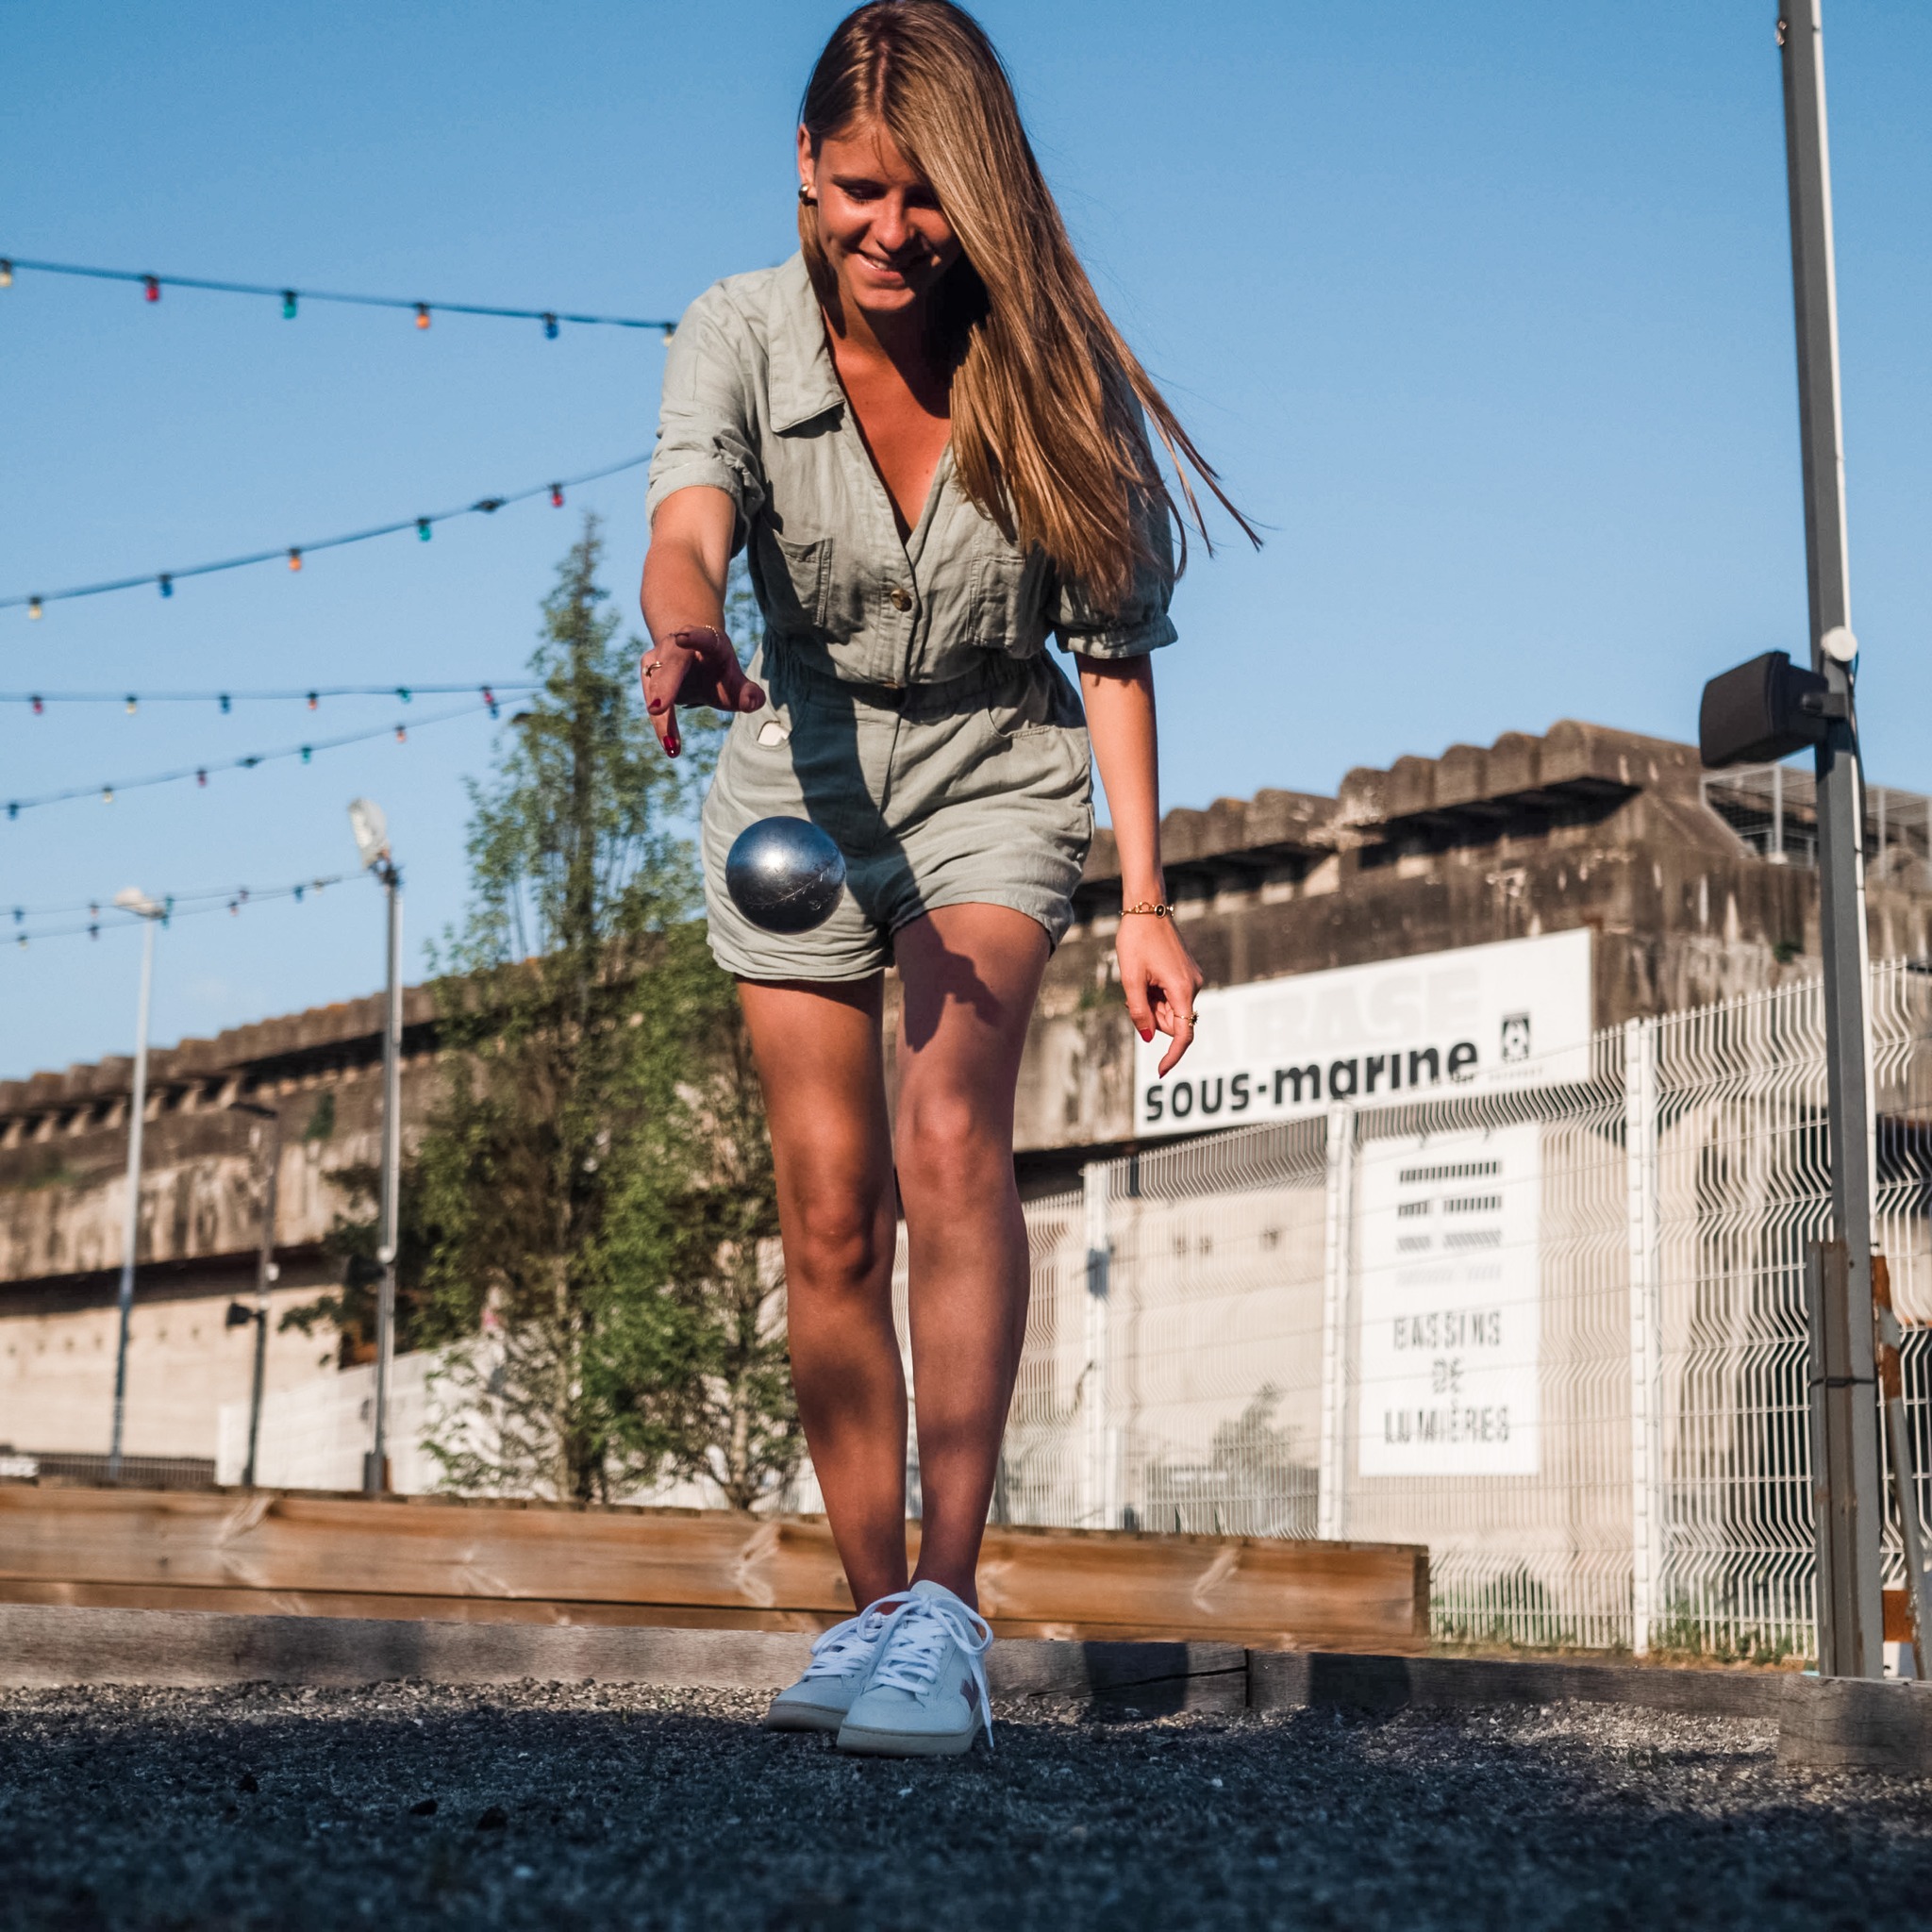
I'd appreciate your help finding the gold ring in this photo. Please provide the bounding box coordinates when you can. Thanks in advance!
[1176,1012,1197,1027]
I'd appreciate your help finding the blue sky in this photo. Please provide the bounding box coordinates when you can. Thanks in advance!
[2,1,1926,1080]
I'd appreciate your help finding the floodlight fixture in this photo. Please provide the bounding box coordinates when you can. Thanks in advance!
[348,796,391,871]
[112,887,164,919]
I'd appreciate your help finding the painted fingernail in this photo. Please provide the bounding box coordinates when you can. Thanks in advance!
[1140,1029,1154,1043]
[666,740,680,757]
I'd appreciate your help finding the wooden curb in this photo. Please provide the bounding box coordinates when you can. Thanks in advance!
[1249,1649,1789,1721]
[0,1605,1248,1713]
[1775,1674,1932,1774]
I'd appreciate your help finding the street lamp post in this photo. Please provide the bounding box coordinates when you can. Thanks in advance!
[349,799,403,1497]
[225,1102,281,1488]
[1698,1,1884,1677]
[107,890,166,1485]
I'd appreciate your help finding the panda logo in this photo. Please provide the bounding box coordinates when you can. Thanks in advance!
[1500,1012,1532,1064]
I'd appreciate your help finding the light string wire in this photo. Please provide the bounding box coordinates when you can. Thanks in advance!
[4,681,539,712]
[10,872,362,948]
[6,696,499,820]
[0,254,676,335]
[3,451,652,614]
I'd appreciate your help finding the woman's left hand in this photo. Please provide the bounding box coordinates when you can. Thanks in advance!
[1117,912,1205,1077]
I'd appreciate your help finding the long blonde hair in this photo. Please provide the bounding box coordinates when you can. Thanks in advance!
[798,0,1257,610]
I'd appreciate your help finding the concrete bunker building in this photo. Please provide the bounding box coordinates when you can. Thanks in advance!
[3,717,1929,1474]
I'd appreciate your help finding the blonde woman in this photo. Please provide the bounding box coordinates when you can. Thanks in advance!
[639,0,1253,1756]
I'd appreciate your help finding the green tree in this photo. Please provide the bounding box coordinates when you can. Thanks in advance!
[404,517,798,1506]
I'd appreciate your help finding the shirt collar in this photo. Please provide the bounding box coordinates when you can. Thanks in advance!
[766,252,846,434]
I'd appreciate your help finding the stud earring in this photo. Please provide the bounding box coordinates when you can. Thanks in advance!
[798,184,817,205]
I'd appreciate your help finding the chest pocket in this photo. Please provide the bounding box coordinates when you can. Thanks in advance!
[969,550,1052,658]
[758,529,833,639]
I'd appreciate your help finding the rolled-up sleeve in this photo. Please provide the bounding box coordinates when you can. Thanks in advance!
[645,291,766,550]
[1050,487,1178,660]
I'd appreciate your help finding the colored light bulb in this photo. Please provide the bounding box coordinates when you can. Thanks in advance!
[219,694,231,713]
[395,725,407,743]
[414,303,430,330]
[27,597,42,620]
[30,697,42,715]
[301,746,311,763]
[282,291,297,319]
[288,548,302,572]
[196,769,208,787]
[397,687,411,703]
[143,275,160,303]
[125,696,137,714]
[551,484,564,508]
[159,575,173,599]
[89,924,99,941]
[6,805,15,820]
[0,259,12,288]
[293,885,305,904]
[307,691,318,709]
[543,312,558,341]
[102,788,113,804]
[417,517,431,541]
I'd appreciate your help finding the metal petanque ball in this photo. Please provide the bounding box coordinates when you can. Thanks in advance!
[725,816,848,934]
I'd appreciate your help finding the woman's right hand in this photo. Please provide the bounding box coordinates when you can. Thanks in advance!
[639,625,766,758]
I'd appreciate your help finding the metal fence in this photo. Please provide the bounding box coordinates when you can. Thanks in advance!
[200,957,1932,1661]
[987,958,1932,1658]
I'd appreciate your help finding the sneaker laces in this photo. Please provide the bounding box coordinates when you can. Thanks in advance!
[867,1591,996,1748]
[799,1603,892,1682]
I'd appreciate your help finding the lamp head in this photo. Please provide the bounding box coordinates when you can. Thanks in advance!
[112,888,162,919]
[347,797,391,870]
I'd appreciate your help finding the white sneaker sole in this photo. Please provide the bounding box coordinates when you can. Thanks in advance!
[834,1718,984,1757]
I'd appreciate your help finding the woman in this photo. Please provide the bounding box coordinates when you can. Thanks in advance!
[639,0,1252,1757]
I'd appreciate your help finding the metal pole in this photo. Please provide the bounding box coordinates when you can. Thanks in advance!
[232,1106,281,1489]
[1080,1160,1110,1530]
[1779,0,1883,1677]
[1624,1019,1664,1654]
[364,863,403,1496]
[107,915,157,1483]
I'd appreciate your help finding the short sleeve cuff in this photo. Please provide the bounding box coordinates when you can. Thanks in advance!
[1055,610,1178,659]
[644,453,763,550]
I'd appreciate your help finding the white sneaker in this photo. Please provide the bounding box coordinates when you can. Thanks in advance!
[763,1603,896,1733]
[835,1580,994,1757]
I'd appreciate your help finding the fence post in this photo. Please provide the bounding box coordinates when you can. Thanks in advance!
[1625,1018,1665,1653]
[1318,1105,1355,1542]
[1081,1160,1111,1531]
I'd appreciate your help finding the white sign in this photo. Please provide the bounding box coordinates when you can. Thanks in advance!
[1356,1123,1541,1476]
[1134,929,1591,1140]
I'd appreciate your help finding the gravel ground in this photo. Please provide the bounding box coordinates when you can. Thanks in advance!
[4,1680,1932,1931]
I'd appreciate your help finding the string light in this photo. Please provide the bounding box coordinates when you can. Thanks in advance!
[159,574,173,599]
[0,253,677,334]
[6,680,536,710]
[7,870,355,947]
[551,483,564,508]
[4,696,494,820]
[2,451,647,614]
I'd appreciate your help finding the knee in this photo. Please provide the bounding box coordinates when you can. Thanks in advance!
[894,1089,1008,1202]
[784,1187,891,1292]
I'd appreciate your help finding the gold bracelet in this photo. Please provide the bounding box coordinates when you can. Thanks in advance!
[1121,901,1174,918]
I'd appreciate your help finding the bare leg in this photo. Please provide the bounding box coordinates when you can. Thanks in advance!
[737,974,908,1609]
[891,906,1051,1607]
